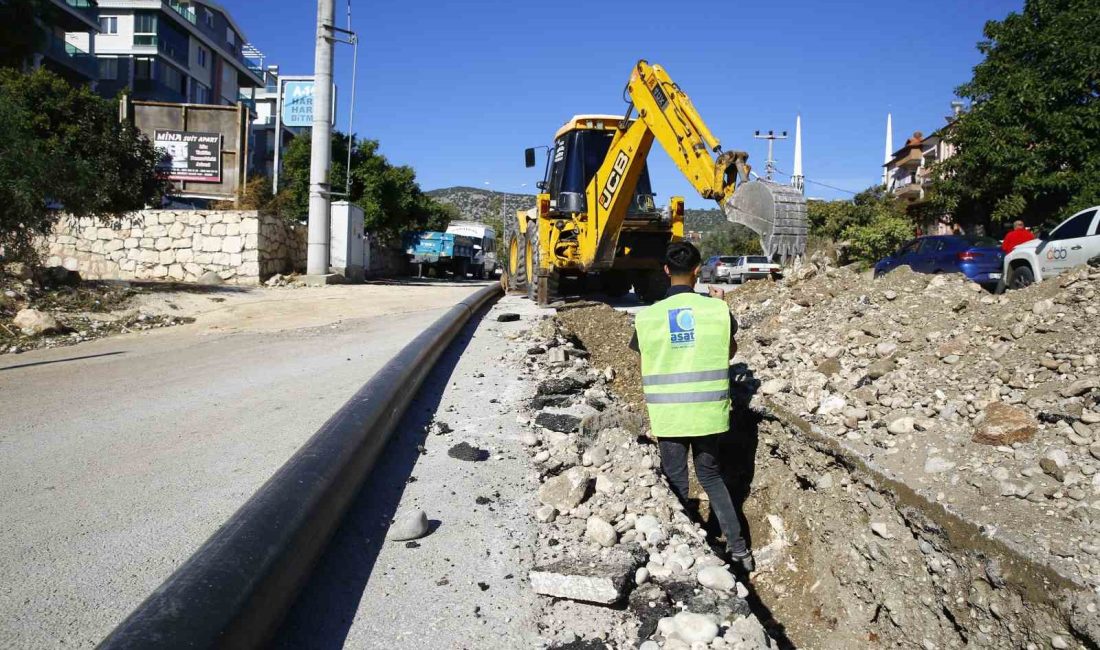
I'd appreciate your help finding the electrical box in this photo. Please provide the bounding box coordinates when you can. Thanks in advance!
[330,201,365,282]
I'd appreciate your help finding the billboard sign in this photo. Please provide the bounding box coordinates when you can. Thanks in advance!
[281,79,315,127]
[154,129,222,183]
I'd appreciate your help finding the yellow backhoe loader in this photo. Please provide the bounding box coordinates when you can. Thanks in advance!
[502,59,807,305]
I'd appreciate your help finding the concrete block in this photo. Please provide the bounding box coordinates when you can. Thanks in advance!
[529,557,635,604]
[222,236,242,253]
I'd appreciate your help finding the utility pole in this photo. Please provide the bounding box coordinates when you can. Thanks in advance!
[306,0,335,278]
[753,129,788,181]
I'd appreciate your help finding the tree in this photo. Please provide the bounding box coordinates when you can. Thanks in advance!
[698,223,762,259]
[805,186,915,265]
[0,68,166,261]
[276,132,454,237]
[928,0,1100,230]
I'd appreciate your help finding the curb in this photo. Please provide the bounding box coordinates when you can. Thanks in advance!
[98,283,503,649]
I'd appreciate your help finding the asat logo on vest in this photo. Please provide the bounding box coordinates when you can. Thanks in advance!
[667,307,695,348]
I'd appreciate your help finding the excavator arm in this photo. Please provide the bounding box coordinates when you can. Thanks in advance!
[579,60,805,266]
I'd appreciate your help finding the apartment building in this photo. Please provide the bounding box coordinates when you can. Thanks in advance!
[31,1,101,85]
[883,103,963,210]
[91,0,263,104]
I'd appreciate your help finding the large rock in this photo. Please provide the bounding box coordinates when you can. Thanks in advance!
[865,356,897,380]
[529,556,635,604]
[586,516,618,547]
[534,411,581,433]
[697,566,736,592]
[973,402,1038,445]
[1062,378,1100,398]
[537,376,587,395]
[13,309,61,336]
[538,466,590,511]
[660,611,719,644]
[386,509,429,541]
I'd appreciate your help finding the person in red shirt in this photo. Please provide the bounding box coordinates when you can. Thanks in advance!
[1002,220,1037,253]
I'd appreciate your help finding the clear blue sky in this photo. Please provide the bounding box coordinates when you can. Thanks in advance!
[223,0,1022,207]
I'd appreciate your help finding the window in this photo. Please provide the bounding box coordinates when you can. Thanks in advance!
[160,63,183,93]
[99,16,118,34]
[134,58,152,80]
[197,46,208,68]
[191,82,211,104]
[203,8,214,27]
[98,58,119,80]
[720,257,738,264]
[134,12,157,46]
[747,256,771,264]
[226,27,236,46]
[1050,210,1097,241]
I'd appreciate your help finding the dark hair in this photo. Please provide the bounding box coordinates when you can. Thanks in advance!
[665,241,702,274]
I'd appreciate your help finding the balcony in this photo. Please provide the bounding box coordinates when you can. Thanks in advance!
[48,0,99,31]
[893,179,923,200]
[133,77,185,103]
[893,147,923,169]
[167,0,197,24]
[41,31,98,80]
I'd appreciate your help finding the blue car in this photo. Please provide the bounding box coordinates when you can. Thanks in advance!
[873,235,1005,285]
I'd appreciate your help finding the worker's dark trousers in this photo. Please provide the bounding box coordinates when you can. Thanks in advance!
[658,434,747,555]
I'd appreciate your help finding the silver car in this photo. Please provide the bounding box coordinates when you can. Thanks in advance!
[700,255,739,283]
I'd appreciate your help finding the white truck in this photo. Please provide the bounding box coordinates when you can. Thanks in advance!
[1004,205,1100,289]
[446,221,498,280]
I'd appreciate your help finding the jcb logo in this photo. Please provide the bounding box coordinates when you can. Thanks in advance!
[599,151,630,209]
[1046,248,1068,261]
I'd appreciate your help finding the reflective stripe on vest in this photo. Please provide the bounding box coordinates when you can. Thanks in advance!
[636,292,731,438]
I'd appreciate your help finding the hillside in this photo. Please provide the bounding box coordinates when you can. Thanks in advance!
[428,186,731,235]
[426,186,535,224]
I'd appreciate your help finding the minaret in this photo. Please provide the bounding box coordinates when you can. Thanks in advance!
[882,113,893,187]
[791,114,804,194]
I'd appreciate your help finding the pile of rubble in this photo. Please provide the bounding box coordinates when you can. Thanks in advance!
[723,259,1100,590]
[1,264,193,354]
[514,318,772,649]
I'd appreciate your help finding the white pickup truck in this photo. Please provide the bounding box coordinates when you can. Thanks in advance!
[728,255,781,284]
[1005,206,1100,289]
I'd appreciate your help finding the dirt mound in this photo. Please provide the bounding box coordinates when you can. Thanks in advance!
[557,305,644,412]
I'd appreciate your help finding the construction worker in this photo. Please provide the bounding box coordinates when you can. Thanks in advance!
[629,241,753,574]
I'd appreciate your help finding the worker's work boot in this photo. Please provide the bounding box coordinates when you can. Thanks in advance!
[729,548,755,576]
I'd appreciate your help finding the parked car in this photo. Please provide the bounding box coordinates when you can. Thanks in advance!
[873,235,1005,286]
[728,255,781,284]
[700,255,739,283]
[1004,206,1100,289]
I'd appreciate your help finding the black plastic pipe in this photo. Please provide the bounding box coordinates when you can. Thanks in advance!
[98,283,503,649]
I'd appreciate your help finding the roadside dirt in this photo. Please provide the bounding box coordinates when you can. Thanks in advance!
[557,264,1100,649]
[1,273,491,354]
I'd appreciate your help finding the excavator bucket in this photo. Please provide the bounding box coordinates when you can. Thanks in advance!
[721,180,809,262]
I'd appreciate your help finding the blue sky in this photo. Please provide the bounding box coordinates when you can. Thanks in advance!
[223,0,1022,207]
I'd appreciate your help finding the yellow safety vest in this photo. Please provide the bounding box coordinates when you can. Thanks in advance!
[636,292,731,438]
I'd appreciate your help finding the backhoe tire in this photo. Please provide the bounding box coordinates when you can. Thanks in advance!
[526,223,559,306]
[601,270,631,298]
[634,269,670,304]
[503,218,527,292]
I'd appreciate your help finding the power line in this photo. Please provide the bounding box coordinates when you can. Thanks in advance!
[772,167,858,196]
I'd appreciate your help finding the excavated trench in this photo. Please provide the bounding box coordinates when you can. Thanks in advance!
[557,304,1099,650]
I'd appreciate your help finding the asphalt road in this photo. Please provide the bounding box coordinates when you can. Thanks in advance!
[0,282,488,649]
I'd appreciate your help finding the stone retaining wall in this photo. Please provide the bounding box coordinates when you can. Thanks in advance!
[44,210,306,285]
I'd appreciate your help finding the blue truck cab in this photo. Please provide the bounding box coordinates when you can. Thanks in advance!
[404,231,476,279]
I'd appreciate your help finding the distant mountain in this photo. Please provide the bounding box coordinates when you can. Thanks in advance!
[427,186,732,235]
[684,208,727,233]
[426,186,535,224]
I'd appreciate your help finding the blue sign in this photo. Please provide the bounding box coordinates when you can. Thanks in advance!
[667,307,696,348]
[281,80,315,127]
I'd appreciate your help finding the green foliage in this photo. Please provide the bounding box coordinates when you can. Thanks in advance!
[0,68,166,261]
[806,186,915,265]
[276,132,454,237]
[928,0,1100,229]
[698,223,762,259]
